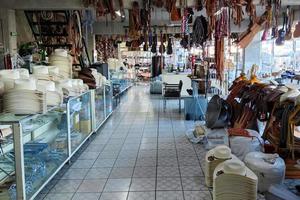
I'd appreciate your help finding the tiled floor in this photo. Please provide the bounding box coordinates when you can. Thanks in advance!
[36,84,299,200]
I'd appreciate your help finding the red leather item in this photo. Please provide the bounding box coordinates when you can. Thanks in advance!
[228,128,251,137]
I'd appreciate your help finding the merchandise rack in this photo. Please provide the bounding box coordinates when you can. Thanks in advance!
[0,84,124,200]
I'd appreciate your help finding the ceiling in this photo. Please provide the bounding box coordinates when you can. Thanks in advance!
[1,0,300,10]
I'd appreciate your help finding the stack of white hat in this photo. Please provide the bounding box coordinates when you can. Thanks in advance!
[0,69,21,91]
[31,65,65,82]
[49,49,72,78]
[205,145,238,187]
[3,79,46,114]
[58,79,89,97]
[244,152,285,193]
[213,159,258,200]
[90,68,108,88]
[36,80,63,106]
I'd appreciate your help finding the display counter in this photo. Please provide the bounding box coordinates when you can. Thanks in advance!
[0,84,129,200]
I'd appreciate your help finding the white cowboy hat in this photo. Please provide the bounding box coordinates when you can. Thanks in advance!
[47,66,59,74]
[214,145,232,160]
[14,78,37,91]
[223,160,247,176]
[0,69,20,79]
[37,80,56,92]
[32,65,49,75]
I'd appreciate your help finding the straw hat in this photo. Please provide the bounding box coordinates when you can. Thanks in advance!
[37,80,56,92]
[48,66,59,74]
[205,145,234,187]
[0,69,20,79]
[213,159,258,200]
[223,160,247,176]
[53,48,68,57]
[32,65,49,75]
[14,79,37,91]
[15,68,29,79]
[214,145,232,159]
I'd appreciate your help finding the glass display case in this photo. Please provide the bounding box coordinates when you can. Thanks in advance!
[21,107,69,199]
[0,120,17,200]
[0,85,131,200]
[105,85,113,117]
[0,106,69,200]
[68,92,92,153]
[93,87,105,130]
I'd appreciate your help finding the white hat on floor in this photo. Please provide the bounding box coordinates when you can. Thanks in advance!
[205,145,235,188]
[214,145,231,159]
[213,158,258,200]
[223,160,247,176]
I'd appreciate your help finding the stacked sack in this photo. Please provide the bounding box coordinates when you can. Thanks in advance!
[244,152,286,193]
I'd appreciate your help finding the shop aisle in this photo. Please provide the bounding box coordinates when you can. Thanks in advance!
[36,84,255,200]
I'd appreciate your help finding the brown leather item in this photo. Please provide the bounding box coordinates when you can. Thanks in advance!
[78,68,96,89]
[294,21,300,38]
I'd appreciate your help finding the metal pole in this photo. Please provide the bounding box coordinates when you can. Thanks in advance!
[14,123,26,200]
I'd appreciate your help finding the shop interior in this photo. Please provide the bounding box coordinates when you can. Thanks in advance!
[0,0,300,200]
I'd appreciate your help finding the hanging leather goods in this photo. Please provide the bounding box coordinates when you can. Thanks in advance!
[151,29,158,53]
[170,0,181,21]
[167,35,173,55]
[246,0,257,26]
[96,0,105,18]
[261,4,272,41]
[143,28,149,51]
[119,0,126,22]
[159,30,166,54]
[215,37,225,81]
[192,15,208,47]
[285,6,294,40]
[271,0,281,38]
[154,0,164,8]
[205,0,216,40]
[275,12,286,46]
[103,0,116,20]
[129,1,141,40]
[195,0,204,11]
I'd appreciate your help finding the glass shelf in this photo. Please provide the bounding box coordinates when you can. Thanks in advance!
[94,87,105,129]
[20,106,69,199]
[0,123,16,200]
[68,92,92,153]
[105,85,113,117]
